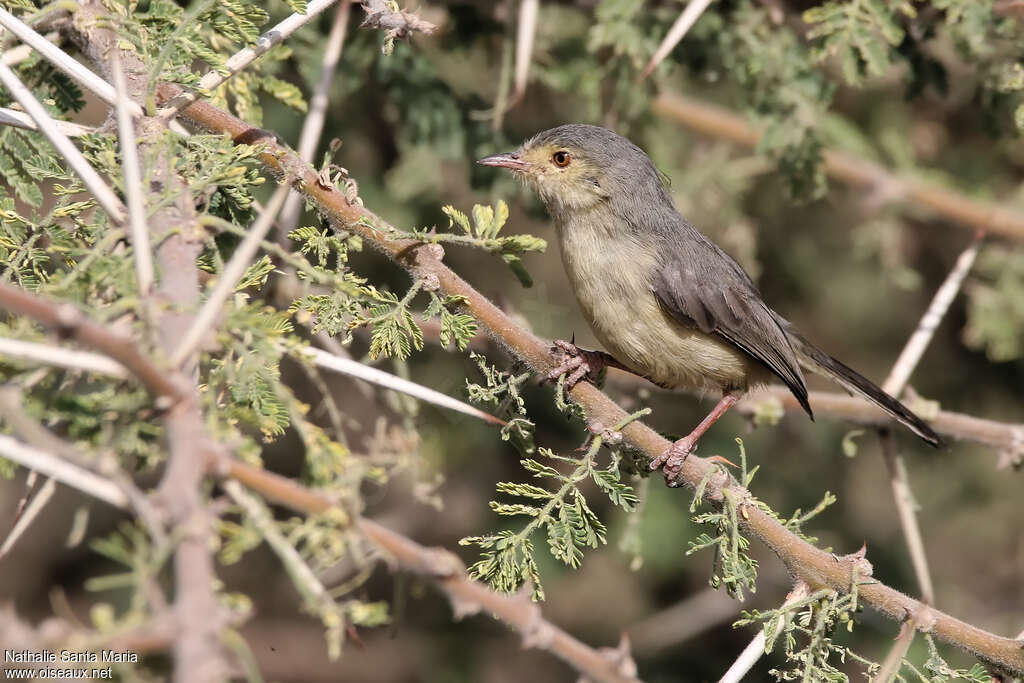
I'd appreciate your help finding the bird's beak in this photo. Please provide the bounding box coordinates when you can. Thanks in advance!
[476,152,529,171]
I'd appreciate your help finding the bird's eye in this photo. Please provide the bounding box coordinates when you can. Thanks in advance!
[552,151,571,167]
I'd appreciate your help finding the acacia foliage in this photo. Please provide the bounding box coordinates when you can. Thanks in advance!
[0,1,1022,681]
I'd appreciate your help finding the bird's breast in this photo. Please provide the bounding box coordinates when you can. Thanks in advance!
[555,213,758,392]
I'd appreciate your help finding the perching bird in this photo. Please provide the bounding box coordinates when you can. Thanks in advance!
[478,124,939,484]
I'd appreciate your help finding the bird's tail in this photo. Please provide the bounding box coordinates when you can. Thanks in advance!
[789,334,940,447]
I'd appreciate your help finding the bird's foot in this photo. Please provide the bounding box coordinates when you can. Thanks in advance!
[547,339,610,390]
[650,436,697,487]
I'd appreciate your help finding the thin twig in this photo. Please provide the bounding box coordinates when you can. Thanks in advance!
[640,0,715,80]
[0,7,140,116]
[879,429,935,605]
[157,0,340,122]
[652,92,1024,240]
[874,618,917,683]
[877,235,983,607]
[0,477,55,561]
[170,183,290,367]
[718,583,809,683]
[0,106,93,136]
[303,346,506,426]
[223,480,342,640]
[0,282,185,401]
[882,233,983,398]
[2,30,59,66]
[279,0,353,235]
[0,434,129,508]
[112,54,154,296]
[0,60,126,223]
[512,0,538,104]
[0,336,129,377]
[160,91,1024,674]
[732,384,1024,456]
[223,458,639,683]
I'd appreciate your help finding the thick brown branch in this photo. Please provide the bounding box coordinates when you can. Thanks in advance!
[162,90,1024,675]
[652,92,1024,240]
[221,459,640,683]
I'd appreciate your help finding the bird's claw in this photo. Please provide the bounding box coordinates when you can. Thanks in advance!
[547,339,605,390]
[650,437,696,487]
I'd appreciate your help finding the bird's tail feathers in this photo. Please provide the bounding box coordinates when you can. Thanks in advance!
[790,335,940,447]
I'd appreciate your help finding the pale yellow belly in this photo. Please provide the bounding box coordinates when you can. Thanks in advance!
[558,224,763,392]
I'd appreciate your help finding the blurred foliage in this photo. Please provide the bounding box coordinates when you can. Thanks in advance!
[0,0,1023,681]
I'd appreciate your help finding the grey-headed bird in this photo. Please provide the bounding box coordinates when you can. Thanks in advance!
[478,124,939,484]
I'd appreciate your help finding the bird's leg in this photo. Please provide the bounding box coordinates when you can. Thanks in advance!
[547,339,627,389]
[651,392,740,487]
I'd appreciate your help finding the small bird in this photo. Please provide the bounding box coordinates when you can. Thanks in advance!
[478,124,939,484]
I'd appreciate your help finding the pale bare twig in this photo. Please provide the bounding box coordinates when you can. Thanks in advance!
[0,476,56,560]
[0,60,126,223]
[640,0,715,80]
[877,234,983,607]
[171,184,290,367]
[2,30,58,66]
[162,92,1024,674]
[0,7,140,116]
[879,429,935,605]
[512,0,538,104]
[652,92,1024,239]
[157,0,341,122]
[0,106,94,136]
[303,346,506,426]
[0,434,129,508]
[0,336,129,377]
[882,233,983,398]
[874,618,917,683]
[718,583,809,683]
[112,54,154,296]
[0,283,185,401]
[279,0,353,235]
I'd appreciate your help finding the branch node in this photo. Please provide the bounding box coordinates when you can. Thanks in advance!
[521,602,555,650]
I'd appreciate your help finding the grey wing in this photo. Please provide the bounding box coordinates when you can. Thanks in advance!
[652,245,812,417]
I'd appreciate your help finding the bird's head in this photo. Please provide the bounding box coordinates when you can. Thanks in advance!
[477,124,670,220]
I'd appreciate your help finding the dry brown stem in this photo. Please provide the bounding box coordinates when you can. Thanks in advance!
[221,459,641,683]
[157,89,1024,675]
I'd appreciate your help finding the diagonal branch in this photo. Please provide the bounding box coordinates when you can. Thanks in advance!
[652,92,1024,240]
[0,282,185,402]
[640,0,715,80]
[0,60,126,223]
[157,0,340,122]
[304,346,506,426]
[221,458,640,683]
[159,90,1024,675]
[877,233,983,607]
